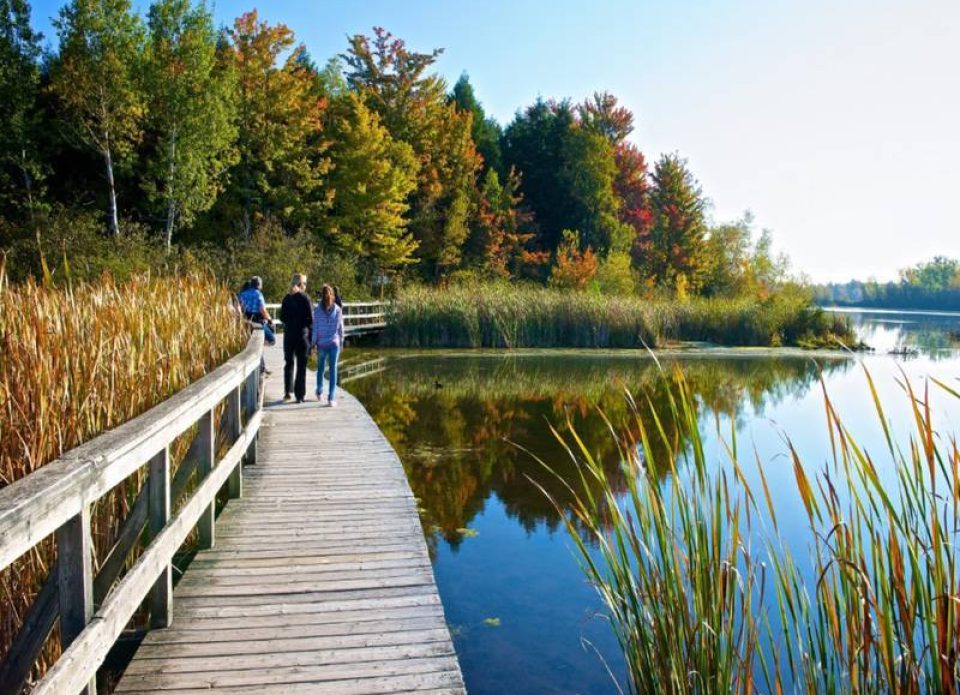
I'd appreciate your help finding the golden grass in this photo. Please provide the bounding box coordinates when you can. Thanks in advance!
[540,364,960,693]
[0,262,246,683]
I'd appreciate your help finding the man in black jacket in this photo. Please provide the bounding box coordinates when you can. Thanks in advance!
[279,273,313,402]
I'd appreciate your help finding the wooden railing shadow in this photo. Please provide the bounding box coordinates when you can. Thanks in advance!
[0,331,265,695]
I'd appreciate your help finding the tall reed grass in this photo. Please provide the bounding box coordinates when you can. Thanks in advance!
[539,364,960,693]
[0,263,246,683]
[385,283,854,349]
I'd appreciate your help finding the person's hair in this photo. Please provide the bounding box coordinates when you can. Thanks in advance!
[291,273,306,290]
[320,284,335,309]
[250,276,262,290]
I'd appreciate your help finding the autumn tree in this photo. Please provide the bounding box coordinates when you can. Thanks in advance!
[451,74,502,175]
[51,0,144,236]
[549,229,598,290]
[0,0,44,222]
[323,91,419,271]
[468,168,544,279]
[343,28,482,278]
[218,11,329,236]
[579,92,651,277]
[142,0,238,248]
[638,154,708,293]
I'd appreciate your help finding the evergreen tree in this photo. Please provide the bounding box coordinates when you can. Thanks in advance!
[218,11,329,236]
[323,92,419,271]
[51,0,145,236]
[142,0,238,248]
[639,154,708,292]
[0,0,43,222]
[451,74,503,175]
[502,99,577,253]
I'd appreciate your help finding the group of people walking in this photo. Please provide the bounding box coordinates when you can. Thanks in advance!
[238,274,345,407]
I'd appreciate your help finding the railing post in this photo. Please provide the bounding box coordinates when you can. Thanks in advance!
[56,507,95,695]
[244,368,258,466]
[226,384,242,499]
[197,409,215,550]
[147,446,172,629]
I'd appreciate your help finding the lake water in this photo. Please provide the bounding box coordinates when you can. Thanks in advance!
[348,309,960,694]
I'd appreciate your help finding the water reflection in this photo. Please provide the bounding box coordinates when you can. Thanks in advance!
[826,307,960,357]
[353,353,850,554]
[348,310,960,694]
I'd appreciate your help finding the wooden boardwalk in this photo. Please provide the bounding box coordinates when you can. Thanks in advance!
[115,346,465,694]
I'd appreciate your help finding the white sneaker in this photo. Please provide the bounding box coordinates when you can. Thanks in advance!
[316,391,325,403]
[328,400,337,408]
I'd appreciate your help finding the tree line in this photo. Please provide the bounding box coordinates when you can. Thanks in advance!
[813,256,960,311]
[1,0,788,298]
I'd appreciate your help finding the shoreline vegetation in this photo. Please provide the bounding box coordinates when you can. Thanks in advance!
[384,283,858,349]
[0,269,245,683]
[542,365,960,693]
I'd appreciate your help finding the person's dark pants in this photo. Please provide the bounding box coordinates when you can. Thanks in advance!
[283,340,309,401]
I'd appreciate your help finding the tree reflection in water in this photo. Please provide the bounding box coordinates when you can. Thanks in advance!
[349,352,851,558]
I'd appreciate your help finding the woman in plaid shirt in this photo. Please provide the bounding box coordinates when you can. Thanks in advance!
[312,284,344,406]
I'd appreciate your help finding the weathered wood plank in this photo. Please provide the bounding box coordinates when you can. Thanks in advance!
[114,344,464,693]
[33,412,260,695]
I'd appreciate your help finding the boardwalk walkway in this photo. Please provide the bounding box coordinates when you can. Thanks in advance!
[115,346,465,694]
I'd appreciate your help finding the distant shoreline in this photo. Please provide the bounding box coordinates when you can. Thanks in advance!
[821,306,960,318]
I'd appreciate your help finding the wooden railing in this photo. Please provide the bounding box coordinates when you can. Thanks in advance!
[264,300,389,336]
[0,331,265,695]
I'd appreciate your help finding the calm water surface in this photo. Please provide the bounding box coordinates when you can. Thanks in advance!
[349,309,960,695]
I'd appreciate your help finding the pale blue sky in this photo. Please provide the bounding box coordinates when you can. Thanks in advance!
[30,0,960,282]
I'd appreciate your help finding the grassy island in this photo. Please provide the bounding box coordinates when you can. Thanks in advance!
[384,283,856,349]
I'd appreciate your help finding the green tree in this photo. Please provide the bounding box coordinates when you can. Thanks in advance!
[218,11,330,236]
[559,125,629,255]
[0,0,44,223]
[51,0,144,236]
[142,0,238,248]
[451,73,503,175]
[702,214,753,297]
[502,99,576,253]
[323,92,419,272]
[638,154,708,292]
[343,28,482,278]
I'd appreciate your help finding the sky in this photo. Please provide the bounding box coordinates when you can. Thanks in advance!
[28,0,960,282]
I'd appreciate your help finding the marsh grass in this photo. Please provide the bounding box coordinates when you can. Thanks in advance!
[538,363,960,693]
[0,262,246,683]
[385,283,855,349]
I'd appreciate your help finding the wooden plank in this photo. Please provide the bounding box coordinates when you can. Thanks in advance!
[225,385,242,499]
[55,508,95,695]
[114,344,463,694]
[195,409,215,550]
[32,413,260,695]
[147,447,172,629]
[115,658,461,692]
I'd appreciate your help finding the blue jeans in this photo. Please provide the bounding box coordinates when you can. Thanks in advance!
[316,344,340,400]
[262,322,276,346]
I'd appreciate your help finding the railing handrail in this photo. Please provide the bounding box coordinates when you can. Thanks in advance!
[263,299,388,311]
[0,331,262,570]
[263,300,390,334]
[0,330,265,695]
